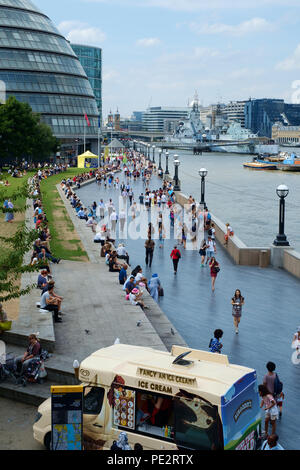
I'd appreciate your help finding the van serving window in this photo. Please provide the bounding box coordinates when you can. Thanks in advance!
[136,391,174,440]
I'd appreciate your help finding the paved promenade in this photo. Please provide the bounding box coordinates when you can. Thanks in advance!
[77,176,300,450]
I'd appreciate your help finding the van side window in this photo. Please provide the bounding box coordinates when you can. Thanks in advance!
[83,387,105,415]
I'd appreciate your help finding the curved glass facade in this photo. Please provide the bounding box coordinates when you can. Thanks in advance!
[0,0,98,138]
[71,44,102,120]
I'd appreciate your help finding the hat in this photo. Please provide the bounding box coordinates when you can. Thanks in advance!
[152,274,158,278]
[132,288,139,294]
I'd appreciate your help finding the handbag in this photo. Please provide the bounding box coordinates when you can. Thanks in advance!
[0,321,12,331]
[158,287,164,297]
[214,266,220,273]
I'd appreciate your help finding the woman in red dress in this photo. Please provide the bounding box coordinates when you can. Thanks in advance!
[209,257,220,292]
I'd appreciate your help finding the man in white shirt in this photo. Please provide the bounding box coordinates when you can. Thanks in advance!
[116,243,130,265]
[110,210,118,232]
[261,434,284,450]
[206,237,215,264]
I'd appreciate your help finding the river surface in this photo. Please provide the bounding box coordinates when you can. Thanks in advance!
[163,148,300,252]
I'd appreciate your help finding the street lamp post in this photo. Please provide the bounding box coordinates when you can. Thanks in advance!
[158,148,163,171]
[173,155,181,191]
[198,168,208,210]
[165,150,169,175]
[152,145,156,163]
[273,184,290,246]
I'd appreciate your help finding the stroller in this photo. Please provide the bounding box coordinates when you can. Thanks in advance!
[17,349,49,387]
[0,350,49,387]
[0,353,18,384]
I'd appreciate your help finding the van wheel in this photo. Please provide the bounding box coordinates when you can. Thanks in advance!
[44,432,51,450]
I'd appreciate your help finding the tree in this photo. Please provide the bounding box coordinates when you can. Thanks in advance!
[0,181,39,302]
[0,96,58,164]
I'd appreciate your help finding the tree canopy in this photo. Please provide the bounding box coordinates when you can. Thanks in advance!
[0,180,39,302]
[0,96,58,163]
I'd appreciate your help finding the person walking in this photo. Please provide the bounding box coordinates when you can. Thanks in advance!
[145,237,155,268]
[205,237,216,265]
[259,384,279,438]
[231,289,245,334]
[209,257,220,292]
[119,209,126,233]
[209,329,223,354]
[199,239,208,267]
[170,245,181,275]
[263,362,283,418]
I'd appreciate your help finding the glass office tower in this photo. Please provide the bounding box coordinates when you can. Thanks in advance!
[0,0,98,138]
[71,44,102,122]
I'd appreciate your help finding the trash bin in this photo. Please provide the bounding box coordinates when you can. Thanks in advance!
[259,250,269,268]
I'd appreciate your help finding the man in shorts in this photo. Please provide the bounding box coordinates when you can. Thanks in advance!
[205,237,215,264]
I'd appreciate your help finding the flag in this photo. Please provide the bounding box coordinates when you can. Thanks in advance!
[98,115,101,129]
[84,113,90,127]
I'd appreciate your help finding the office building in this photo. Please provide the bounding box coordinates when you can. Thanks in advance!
[71,44,102,120]
[0,0,99,141]
[245,99,300,138]
[272,123,300,144]
[142,107,190,133]
[224,101,247,127]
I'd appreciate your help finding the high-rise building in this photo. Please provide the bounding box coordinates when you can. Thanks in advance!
[245,99,300,137]
[71,44,102,120]
[224,101,247,127]
[143,107,190,132]
[0,0,98,141]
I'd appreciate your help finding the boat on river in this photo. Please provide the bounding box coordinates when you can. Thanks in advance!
[277,153,300,171]
[243,156,277,170]
[243,161,277,170]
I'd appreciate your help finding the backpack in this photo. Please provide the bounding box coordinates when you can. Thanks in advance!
[208,228,212,236]
[273,373,283,395]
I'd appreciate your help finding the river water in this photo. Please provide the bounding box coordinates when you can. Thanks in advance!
[165,148,300,252]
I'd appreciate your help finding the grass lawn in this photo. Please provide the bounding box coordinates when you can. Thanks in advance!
[40,169,91,262]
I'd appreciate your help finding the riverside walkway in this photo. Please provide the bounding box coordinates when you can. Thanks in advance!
[77,175,300,450]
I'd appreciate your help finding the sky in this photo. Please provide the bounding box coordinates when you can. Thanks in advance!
[35,0,300,118]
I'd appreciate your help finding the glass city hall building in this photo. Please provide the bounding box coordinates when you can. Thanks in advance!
[0,0,99,155]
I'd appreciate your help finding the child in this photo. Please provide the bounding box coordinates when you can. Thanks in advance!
[276,391,284,419]
[209,329,223,354]
[258,384,279,437]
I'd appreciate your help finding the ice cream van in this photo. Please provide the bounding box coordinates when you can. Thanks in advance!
[33,344,262,450]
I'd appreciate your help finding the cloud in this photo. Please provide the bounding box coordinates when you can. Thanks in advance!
[136,37,161,47]
[58,20,106,46]
[83,0,300,11]
[103,69,119,82]
[190,17,275,36]
[276,44,300,71]
[229,68,264,79]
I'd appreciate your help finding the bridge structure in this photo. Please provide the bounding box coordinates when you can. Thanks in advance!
[101,127,164,142]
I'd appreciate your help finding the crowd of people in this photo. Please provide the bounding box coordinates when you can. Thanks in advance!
[0,149,292,448]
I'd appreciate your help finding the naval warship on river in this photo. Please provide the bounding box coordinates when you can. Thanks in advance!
[164,97,278,155]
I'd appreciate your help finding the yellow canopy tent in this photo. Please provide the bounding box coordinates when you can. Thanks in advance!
[77,150,99,168]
